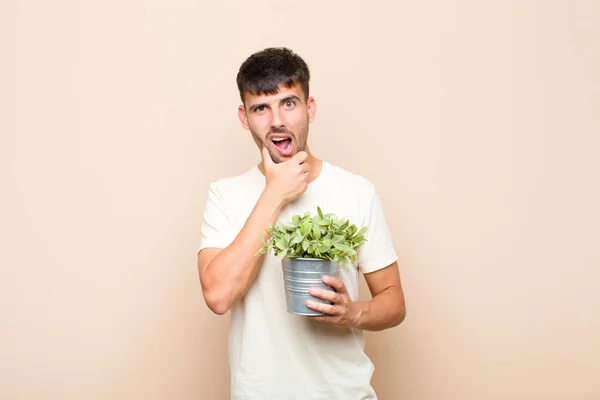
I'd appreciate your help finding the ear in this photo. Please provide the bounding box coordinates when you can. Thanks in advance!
[307,96,317,123]
[238,104,250,130]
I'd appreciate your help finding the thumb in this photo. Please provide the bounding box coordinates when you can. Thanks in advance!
[261,145,274,168]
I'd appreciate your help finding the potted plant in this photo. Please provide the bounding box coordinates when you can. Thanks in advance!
[258,207,368,316]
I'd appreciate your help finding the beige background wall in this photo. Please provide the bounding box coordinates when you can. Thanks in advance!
[1,1,599,399]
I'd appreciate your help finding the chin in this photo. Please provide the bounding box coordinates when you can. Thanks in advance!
[273,155,289,164]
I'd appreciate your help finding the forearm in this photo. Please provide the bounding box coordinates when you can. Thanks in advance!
[353,287,406,331]
[202,189,282,313]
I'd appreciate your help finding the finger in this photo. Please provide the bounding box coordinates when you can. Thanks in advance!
[301,163,310,174]
[261,146,274,167]
[308,287,340,304]
[305,300,342,316]
[293,151,308,164]
[322,275,347,295]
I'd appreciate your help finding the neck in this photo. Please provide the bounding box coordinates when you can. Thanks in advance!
[304,152,323,184]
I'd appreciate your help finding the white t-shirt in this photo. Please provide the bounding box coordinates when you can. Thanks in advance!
[198,160,398,400]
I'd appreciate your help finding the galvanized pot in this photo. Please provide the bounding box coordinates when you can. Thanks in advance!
[281,257,340,316]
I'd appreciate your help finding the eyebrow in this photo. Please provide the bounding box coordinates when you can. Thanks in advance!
[249,95,302,112]
[280,95,301,104]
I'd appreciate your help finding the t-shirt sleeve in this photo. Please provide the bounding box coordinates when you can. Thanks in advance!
[198,182,235,252]
[357,184,398,274]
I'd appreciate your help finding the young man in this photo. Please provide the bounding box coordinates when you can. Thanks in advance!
[197,47,406,399]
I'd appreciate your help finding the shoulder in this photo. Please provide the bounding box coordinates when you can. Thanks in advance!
[321,161,385,227]
[207,165,260,194]
[323,160,377,196]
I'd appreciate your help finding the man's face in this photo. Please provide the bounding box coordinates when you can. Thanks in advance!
[238,83,316,163]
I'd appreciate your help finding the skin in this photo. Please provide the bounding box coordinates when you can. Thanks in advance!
[237,83,319,174]
[198,82,406,330]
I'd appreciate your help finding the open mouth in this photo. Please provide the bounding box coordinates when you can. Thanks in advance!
[271,136,294,156]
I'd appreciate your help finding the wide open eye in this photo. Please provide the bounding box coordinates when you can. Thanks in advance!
[284,100,296,109]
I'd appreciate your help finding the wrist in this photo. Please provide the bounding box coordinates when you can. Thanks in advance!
[262,187,285,211]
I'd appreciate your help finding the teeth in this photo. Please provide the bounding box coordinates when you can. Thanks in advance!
[272,137,288,142]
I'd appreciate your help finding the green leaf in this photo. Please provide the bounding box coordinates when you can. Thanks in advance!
[291,231,303,244]
[312,223,321,240]
[318,243,330,253]
[287,223,299,231]
[348,225,357,236]
[256,206,368,266]
[352,234,364,244]
[300,222,311,236]
[275,221,286,231]
[302,240,310,251]
[333,242,351,252]
[275,238,287,250]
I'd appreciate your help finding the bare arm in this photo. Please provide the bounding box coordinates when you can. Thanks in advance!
[353,262,406,330]
[198,189,283,314]
[198,147,310,315]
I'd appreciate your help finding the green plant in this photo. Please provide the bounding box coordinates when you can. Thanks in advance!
[258,207,368,268]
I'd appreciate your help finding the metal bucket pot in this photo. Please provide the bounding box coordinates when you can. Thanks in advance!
[281,257,340,316]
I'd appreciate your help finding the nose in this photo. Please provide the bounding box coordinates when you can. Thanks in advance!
[270,107,284,129]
